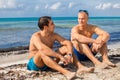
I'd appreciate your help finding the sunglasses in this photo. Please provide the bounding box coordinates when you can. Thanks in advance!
[78,10,89,16]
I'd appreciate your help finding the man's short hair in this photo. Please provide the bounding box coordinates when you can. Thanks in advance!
[38,16,51,30]
[78,10,89,16]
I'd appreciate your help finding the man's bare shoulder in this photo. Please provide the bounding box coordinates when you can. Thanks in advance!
[72,25,79,29]
[53,32,62,38]
[88,24,98,28]
[53,32,65,41]
[87,24,99,31]
[71,25,79,31]
[31,31,41,40]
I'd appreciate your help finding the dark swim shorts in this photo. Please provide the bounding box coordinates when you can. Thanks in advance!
[73,45,96,61]
[27,57,47,71]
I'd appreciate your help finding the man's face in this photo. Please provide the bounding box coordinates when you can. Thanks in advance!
[78,12,88,26]
[48,20,55,32]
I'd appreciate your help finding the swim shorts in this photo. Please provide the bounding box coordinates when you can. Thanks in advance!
[73,44,96,61]
[27,57,47,71]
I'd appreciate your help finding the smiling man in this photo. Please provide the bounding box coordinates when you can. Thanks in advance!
[71,10,116,69]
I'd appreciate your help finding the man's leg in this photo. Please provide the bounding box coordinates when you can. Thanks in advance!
[58,45,94,74]
[99,43,116,67]
[34,51,76,80]
[72,52,94,74]
[73,41,109,69]
[72,41,101,65]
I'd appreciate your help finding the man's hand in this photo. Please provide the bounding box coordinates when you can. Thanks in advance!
[95,37,105,47]
[91,43,101,52]
[95,39,102,44]
[60,56,69,65]
[59,53,73,65]
[91,43,98,52]
[92,39,104,52]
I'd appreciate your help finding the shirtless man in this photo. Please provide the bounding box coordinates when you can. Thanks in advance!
[71,10,116,69]
[27,16,94,80]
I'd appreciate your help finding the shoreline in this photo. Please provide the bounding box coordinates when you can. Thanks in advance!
[0,42,120,80]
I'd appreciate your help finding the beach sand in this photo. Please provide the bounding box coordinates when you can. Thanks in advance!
[0,43,120,80]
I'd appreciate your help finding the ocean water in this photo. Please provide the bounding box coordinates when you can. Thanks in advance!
[0,17,120,49]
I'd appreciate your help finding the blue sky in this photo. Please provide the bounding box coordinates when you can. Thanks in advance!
[0,0,120,18]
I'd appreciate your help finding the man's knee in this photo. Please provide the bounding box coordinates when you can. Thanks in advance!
[34,51,45,59]
[72,41,80,52]
[78,44,92,53]
[58,46,68,55]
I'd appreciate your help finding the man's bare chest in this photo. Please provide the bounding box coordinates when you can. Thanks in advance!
[41,37,55,47]
[79,30,93,37]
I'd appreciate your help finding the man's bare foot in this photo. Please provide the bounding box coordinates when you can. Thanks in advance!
[65,72,76,80]
[95,62,110,69]
[77,67,94,75]
[104,61,116,67]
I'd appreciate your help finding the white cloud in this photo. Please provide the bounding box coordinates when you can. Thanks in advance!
[95,3,102,9]
[113,4,120,8]
[95,3,112,10]
[95,3,120,10]
[50,2,61,10]
[68,2,74,8]
[0,0,119,17]
[45,4,49,9]
[0,0,16,9]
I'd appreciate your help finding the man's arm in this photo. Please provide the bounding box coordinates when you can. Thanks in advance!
[71,27,99,44]
[54,33,73,64]
[55,33,73,54]
[94,26,110,44]
[32,34,63,59]
[91,26,110,52]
